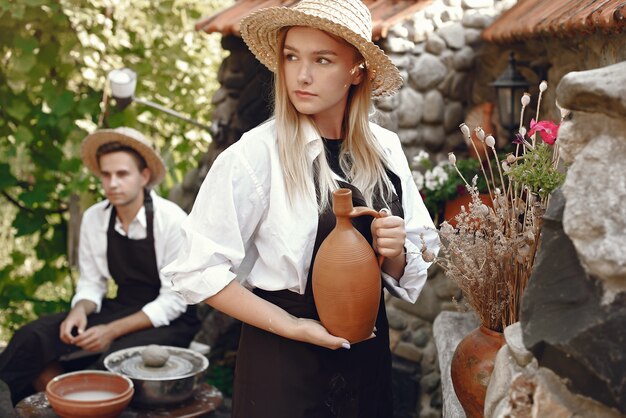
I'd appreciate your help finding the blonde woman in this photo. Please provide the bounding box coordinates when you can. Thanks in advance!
[163,0,438,416]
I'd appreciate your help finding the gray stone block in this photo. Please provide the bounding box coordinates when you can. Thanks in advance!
[521,189,626,413]
[433,311,479,418]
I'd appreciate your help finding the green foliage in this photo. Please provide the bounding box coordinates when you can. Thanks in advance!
[205,363,234,397]
[0,0,231,339]
[413,155,489,222]
[506,143,565,198]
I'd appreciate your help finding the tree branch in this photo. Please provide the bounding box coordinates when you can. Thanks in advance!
[1,190,68,214]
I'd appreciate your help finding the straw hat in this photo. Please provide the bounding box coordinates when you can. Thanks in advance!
[81,127,166,187]
[240,0,402,97]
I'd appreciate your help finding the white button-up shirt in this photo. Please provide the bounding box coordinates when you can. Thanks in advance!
[72,191,188,327]
[162,119,439,305]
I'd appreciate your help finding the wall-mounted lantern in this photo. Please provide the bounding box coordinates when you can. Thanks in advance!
[107,68,211,131]
[490,52,530,139]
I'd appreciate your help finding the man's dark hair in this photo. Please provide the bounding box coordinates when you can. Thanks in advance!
[96,141,147,172]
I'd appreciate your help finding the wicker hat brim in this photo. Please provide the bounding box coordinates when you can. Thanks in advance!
[81,130,166,187]
[240,7,402,97]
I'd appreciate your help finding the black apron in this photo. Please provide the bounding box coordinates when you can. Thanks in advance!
[0,192,199,405]
[233,150,405,417]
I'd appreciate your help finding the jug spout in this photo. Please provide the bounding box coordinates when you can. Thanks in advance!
[332,188,354,217]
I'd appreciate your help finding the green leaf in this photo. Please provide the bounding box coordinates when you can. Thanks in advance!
[11,251,27,266]
[14,125,34,144]
[50,91,74,116]
[12,210,45,236]
[59,156,82,172]
[13,36,38,53]
[6,100,30,121]
[32,142,64,170]
[18,186,52,206]
[12,53,36,72]
[36,225,67,261]
[0,162,17,188]
[33,299,70,316]
[38,42,59,66]
[32,264,56,286]
[10,3,25,19]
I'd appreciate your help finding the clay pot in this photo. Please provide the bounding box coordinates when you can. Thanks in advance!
[443,193,492,228]
[465,102,495,162]
[312,188,383,343]
[450,326,505,418]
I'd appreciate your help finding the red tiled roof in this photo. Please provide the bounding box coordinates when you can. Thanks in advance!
[196,0,433,41]
[483,0,626,43]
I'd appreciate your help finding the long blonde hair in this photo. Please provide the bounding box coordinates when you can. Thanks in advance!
[274,28,393,211]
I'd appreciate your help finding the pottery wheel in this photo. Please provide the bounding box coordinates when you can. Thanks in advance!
[120,355,194,379]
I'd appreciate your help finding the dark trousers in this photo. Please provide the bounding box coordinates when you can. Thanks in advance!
[0,300,199,405]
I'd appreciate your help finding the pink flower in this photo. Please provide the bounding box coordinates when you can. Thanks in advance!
[528,119,559,145]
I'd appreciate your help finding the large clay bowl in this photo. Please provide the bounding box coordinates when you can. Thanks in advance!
[46,370,134,418]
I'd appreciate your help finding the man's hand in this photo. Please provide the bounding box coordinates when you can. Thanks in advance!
[72,324,117,352]
[59,301,96,344]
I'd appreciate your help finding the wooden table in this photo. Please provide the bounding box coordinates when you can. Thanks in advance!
[15,383,223,417]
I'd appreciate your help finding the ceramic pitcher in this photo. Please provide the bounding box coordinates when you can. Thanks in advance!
[312,188,384,343]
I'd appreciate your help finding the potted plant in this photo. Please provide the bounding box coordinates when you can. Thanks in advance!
[420,82,566,418]
[411,152,490,226]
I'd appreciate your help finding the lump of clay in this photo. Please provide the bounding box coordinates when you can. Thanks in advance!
[141,344,170,367]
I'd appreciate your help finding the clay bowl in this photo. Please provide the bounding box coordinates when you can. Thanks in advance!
[104,345,208,407]
[45,370,134,418]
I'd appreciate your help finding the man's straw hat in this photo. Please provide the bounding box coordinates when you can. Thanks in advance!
[81,127,166,187]
[240,0,402,97]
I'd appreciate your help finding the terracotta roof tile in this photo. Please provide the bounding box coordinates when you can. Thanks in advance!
[196,0,432,41]
[483,0,626,43]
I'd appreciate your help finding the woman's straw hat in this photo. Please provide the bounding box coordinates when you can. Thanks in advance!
[81,127,166,187]
[240,0,402,97]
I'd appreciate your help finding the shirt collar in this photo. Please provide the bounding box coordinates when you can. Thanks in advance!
[100,196,150,230]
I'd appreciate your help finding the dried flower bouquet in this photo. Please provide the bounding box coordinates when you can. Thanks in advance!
[421,82,566,332]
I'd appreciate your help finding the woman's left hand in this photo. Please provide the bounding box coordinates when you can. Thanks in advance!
[294,318,355,350]
[371,209,406,258]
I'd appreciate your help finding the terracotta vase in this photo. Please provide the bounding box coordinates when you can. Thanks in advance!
[312,188,383,343]
[443,193,492,228]
[450,326,505,418]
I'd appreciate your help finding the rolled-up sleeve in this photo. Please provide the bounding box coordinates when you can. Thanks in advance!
[142,287,188,327]
[142,203,188,327]
[161,143,268,304]
[72,211,107,311]
[382,134,440,303]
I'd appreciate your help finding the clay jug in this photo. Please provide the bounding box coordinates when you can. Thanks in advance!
[450,326,505,418]
[312,188,384,343]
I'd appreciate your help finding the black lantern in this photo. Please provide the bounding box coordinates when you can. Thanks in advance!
[490,52,530,139]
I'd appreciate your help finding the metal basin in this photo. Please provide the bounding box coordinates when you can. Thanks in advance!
[103,345,208,407]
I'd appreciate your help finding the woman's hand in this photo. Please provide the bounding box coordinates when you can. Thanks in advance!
[371,209,405,257]
[371,209,407,278]
[294,317,353,350]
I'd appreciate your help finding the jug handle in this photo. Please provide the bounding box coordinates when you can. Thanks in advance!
[349,207,385,268]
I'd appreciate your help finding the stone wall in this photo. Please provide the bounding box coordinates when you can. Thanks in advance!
[375,0,517,163]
